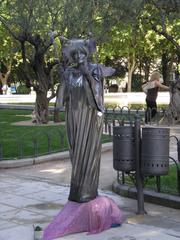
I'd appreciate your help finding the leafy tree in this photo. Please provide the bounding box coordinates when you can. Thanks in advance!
[0,20,16,93]
[0,0,65,123]
[98,0,179,90]
[142,0,180,71]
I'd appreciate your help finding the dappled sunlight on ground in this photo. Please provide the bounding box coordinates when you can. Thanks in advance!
[40,167,67,174]
[127,215,145,224]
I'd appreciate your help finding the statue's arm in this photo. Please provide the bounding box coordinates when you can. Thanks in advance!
[80,63,104,112]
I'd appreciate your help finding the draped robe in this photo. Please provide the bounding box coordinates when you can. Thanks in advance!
[58,63,104,202]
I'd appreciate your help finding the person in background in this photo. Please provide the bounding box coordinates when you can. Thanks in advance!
[142,71,169,123]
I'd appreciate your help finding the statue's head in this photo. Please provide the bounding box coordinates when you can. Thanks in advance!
[69,41,89,64]
[60,37,96,65]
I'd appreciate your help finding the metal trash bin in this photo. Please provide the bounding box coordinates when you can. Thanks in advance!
[141,127,170,176]
[113,126,135,172]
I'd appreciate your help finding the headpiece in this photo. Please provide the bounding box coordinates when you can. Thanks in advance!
[60,37,97,63]
[59,36,115,77]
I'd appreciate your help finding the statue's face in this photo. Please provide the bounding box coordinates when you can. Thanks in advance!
[72,50,87,64]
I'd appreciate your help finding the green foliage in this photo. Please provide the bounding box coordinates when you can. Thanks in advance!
[104,103,118,109]
[0,0,179,90]
[0,0,66,88]
[131,73,144,92]
[127,103,168,110]
[128,103,146,109]
[142,0,180,57]
[157,104,169,109]
[16,84,31,94]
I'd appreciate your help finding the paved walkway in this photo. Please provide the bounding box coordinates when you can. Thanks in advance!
[0,149,180,240]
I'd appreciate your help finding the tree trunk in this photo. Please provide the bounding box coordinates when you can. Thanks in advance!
[143,58,151,82]
[0,63,11,95]
[161,53,169,85]
[53,108,61,122]
[34,90,49,124]
[32,50,51,124]
[127,55,136,92]
[161,53,175,85]
[160,80,180,125]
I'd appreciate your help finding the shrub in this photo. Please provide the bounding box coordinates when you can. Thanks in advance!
[157,104,168,109]
[132,73,144,92]
[108,84,118,92]
[128,104,146,109]
[16,85,31,94]
[104,103,118,109]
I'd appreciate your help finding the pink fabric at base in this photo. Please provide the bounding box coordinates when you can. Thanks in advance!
[43,196,123,240]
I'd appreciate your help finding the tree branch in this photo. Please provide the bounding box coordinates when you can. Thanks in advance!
[0,15,19,40]
[46,60,60,74]
[152,25,180,55]
[20,41,36,88]
[43,31,61,51]
[28,0,34,23]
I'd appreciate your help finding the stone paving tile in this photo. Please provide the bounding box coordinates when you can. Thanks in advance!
[0,204,16,214]
[18,180,54,188]
[0,181,18,189]
[2,186,45,196]
[0,186,20,194]
[0,180,58,196]
[25,190,62,202]
[0,175,25,184]
[46,184,70,194]
[0,225,34,240]
[145,204,180,223]
[0,208,47,224]
[0,193,42,208]
[24,201,64,218]
[0,219,19,231]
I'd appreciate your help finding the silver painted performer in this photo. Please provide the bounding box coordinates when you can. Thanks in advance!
[57,38,114,203]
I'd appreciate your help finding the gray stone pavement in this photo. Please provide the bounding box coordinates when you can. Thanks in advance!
[0,148,180,240]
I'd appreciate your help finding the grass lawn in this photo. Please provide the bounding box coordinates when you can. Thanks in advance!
[125,163,180,196]
[145,164,180,195]
[0,109,111,160]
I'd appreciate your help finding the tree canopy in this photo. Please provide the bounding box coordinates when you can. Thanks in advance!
[0,0,179,93]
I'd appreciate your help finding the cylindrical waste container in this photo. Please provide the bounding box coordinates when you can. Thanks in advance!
[141,127,170,176]
[113,126,135,172]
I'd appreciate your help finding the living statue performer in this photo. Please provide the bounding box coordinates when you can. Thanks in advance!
[61,39,104,202]
[43,37,123,240]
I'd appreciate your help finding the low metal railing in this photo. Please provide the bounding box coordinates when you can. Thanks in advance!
[0,128,67,161]
[0,106,168,161]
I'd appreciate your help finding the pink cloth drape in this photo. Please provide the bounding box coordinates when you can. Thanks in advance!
[43,196,123,240]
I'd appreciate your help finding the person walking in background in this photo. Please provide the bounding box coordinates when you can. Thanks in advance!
[142,71,169,123]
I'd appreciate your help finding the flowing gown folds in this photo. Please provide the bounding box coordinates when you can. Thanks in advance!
[61,64,104,203]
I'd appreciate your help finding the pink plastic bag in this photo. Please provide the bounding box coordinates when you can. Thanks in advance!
[43,196,123,240]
